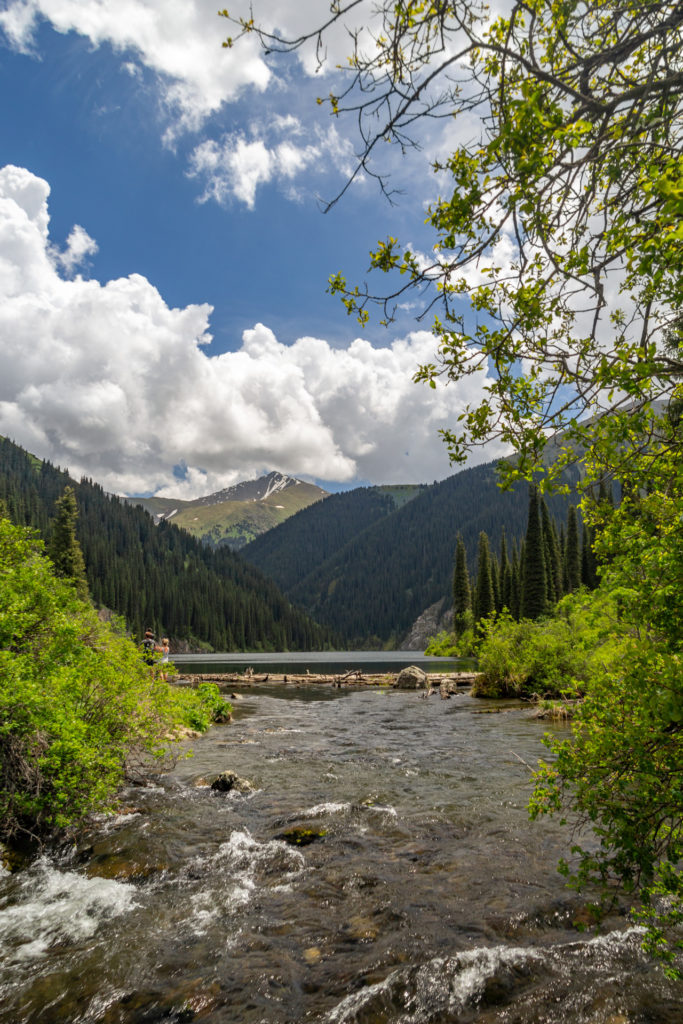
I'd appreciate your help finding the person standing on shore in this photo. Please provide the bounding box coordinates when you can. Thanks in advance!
[141,629,156,666]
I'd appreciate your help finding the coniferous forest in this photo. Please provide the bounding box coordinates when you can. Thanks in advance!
[243,462,580,645]
[0,437,335,651]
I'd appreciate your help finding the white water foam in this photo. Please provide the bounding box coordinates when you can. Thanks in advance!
[0,860,137,965]
[179,830,305,937]
[324,928,653,1023]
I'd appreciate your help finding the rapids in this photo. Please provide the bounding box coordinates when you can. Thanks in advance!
[1,684,681,1022]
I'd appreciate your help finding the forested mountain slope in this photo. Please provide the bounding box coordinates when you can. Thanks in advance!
[0,438,334,652]
[128,472,328,550]
[243,462,576,645]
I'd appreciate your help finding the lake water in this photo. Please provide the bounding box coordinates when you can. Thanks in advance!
[0,684,680,1022]
[171,650,476,676]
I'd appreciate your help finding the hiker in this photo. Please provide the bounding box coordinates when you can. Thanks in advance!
[141,629,156,666]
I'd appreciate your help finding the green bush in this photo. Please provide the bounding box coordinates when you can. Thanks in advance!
[424,631,458,656]
[472,598,616,698]
[0,517,221,841]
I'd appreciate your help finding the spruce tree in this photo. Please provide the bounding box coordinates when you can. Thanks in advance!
[565,505,582,592]
[48,487,89,600]
[581,522,598,589]
[452,534,472,635]
[474,531,495,622]
[541,498,562,604]
[521,486,547,619]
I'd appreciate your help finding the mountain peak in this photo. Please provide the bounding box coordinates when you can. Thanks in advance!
[194,471,306,507]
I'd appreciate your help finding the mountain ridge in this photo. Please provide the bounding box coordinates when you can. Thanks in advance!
[127,471,329,549]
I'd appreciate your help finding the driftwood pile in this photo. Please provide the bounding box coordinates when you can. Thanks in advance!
[177,669,478,690]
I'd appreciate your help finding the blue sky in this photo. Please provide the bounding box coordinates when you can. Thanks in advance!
[0,1,501,497]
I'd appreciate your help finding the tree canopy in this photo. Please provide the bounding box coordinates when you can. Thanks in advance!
[222,0,683,484]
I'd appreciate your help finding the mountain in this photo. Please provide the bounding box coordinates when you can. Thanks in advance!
[242,461,578,646]
[127,472,329,550]
[0,438,335,652]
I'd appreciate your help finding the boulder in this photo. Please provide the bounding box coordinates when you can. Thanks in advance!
[210,771,254,794]
[393,665,428,689]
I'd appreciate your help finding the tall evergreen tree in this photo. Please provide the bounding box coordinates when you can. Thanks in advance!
[565,505,582,593]
[452,534,472,635]
[499,529,512,612]
[540,497,562,604]
[48,487,89,600]
[474,531,495,622]
[581,523,598,590]
[521,487,547,619]
[510,544,522,620]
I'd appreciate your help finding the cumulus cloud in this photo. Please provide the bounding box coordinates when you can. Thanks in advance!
[51,224,99,275]
[0,1,400,205]
[0,0,273,134]
[0,0,371,135]
[189,120,354,208]
[0,166,503,498]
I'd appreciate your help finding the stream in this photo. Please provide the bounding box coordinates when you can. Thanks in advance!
[1,684,681,1022]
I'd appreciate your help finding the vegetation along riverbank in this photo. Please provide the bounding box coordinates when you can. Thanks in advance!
[0,512,231,852]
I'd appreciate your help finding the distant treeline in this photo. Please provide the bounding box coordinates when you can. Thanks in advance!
[243,462,581,646]
[0,437,335,651]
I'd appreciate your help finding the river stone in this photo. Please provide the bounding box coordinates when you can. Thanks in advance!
[210,771,254,794]
[393,665,428,689]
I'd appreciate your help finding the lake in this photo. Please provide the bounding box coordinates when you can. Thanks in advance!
[171,650,476,676]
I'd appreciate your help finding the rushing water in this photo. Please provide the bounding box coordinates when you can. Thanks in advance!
[1,685,681,1023]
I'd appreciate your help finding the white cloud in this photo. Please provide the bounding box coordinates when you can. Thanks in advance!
[0,0,272,134]
[189,120,353,208]
[0,1,390,204]
[52,224,99,275]
[0,166,503,498]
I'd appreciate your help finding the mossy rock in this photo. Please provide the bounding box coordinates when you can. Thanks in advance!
[274,826,327,846]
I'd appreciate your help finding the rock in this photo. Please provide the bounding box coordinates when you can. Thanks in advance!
[274,826,327,846]
[210,771,254,794]
[393,665,428,689]
[345,914,379,941]
[400,599,453,650]
[303,946,323,965]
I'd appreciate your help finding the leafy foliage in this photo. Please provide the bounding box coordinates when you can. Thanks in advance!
[227,0,683,483]
[530,443,683,972]
[0,516,224,841]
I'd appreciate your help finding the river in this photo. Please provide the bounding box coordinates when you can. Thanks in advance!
[1,683,681,1022]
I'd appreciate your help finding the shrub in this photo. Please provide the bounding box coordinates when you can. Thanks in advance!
[472,602,608,698]
[0,517,220,841]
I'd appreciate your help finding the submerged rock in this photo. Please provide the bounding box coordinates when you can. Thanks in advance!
[393,665,428,689]
[275,826,327,846]
[210,771,254,794]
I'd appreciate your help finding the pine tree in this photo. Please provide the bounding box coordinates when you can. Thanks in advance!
[565,504,582,592]
[474,531,495,622]
[521,486,547,619]
[48,487,89,600]
[452,534,472,634]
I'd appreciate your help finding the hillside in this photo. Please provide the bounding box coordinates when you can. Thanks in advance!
[0,438,335,652]
[243,462,577,646]
[128,472,328,549]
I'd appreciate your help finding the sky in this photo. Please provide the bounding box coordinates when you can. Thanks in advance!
[0,0,504,498]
